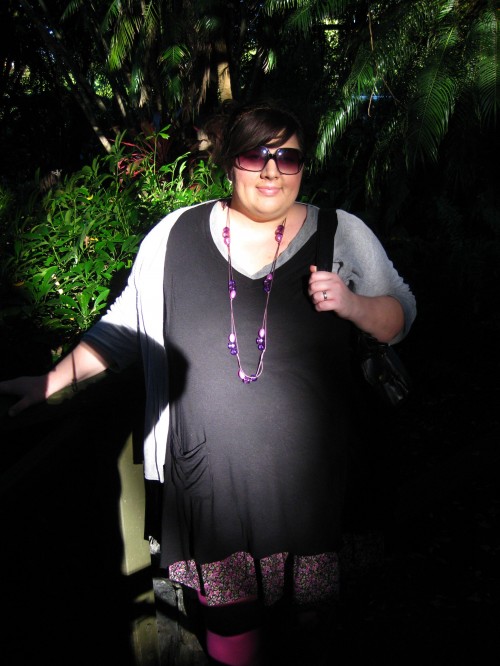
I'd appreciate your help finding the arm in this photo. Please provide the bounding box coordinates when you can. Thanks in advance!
[308,208,415,343]
[309,267,404,342]
[0,235,144,417]
[0,341,110,417]
[1,205,187,426]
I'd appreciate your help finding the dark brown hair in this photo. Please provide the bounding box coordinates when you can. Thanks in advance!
[209,99,306,174]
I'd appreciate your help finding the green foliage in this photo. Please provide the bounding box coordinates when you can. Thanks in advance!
[0,127,231,358]
[303,0,499,209]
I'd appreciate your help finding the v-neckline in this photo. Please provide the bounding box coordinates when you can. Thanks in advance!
[209,201,315,279]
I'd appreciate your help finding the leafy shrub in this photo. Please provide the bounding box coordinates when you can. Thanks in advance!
[0,128,230,359]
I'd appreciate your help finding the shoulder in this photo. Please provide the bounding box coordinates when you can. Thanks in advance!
[132,200,218,282]
[334,208,387,261]
[311,206,383,262]
[335,209,378,241]
[134,200,217,268]
[140,200,217,251]
[309,206,375,237]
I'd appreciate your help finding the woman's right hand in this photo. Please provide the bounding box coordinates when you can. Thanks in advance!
[0,375,48,417]
[0,343,110,418]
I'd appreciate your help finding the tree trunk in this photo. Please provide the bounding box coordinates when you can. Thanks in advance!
[217,60,233,103]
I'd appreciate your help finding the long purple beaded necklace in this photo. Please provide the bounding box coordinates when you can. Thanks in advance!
[223,212,286,383]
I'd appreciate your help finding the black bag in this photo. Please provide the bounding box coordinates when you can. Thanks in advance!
[316,209,411,407]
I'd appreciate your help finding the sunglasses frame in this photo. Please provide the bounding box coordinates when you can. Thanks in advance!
[235,146,305,175]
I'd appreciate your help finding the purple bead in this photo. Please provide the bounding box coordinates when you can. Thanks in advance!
[263,273,273,293]
[228,333,237,354]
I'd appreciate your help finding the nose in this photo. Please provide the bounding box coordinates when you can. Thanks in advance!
[260,155,280,178]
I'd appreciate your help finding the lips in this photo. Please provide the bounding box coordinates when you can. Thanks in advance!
[257,186,282,196]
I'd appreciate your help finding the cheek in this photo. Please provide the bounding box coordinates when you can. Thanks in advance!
[288,174,303,194]
[232,171,254,195]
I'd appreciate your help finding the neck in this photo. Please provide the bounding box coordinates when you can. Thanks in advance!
[227,203,285,230]
[219,201,305,274]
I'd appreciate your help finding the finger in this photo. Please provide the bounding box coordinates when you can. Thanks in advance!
[309,278,336,300]
[8,397,32,417]
[0,380,14,394]
[0,378,26,395]
[310,289,329,308]
[308,273,330,296]
[309,271,340,292]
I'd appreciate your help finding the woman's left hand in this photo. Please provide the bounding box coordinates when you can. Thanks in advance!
[308,266,356,318]
[308,265,405,343]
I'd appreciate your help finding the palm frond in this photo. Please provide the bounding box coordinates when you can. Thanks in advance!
[263,48,278,74]
[108,16,140,70]
[101,0,123,32]
[263,0,350,33]
[365,113,405,202]
[315,96,361,162]
[344,42,377,97]
[405,24,459,166]
[160,44,191,70]
[196,14,223,34]
[141,1,160,48]
[470,7,500,125]
[61,0,86,21]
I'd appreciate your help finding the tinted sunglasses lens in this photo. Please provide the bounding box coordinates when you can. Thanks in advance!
[236,147,304,173]
[237,148,267,171]
[275,148,303,174]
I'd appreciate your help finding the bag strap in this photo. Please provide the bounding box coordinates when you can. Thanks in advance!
[315,208,338,271]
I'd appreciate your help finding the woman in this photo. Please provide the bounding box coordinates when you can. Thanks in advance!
[0,100,416,665]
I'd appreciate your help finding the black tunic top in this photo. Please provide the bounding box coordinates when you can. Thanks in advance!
[160,202,355,568]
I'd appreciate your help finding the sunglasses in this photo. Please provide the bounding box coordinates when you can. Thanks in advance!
[235,146,305,175]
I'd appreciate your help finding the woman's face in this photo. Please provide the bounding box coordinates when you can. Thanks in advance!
[229,133,303,223]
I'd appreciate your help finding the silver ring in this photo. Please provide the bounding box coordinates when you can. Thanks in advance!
[322,290,328,301]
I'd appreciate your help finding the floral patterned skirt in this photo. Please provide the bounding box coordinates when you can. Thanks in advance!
[168,550,340,607]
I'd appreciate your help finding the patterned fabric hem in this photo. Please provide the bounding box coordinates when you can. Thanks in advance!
[168,550,340,607]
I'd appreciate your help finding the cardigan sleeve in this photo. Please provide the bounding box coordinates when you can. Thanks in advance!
[81,202,211,482]
[334,209,417,343]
